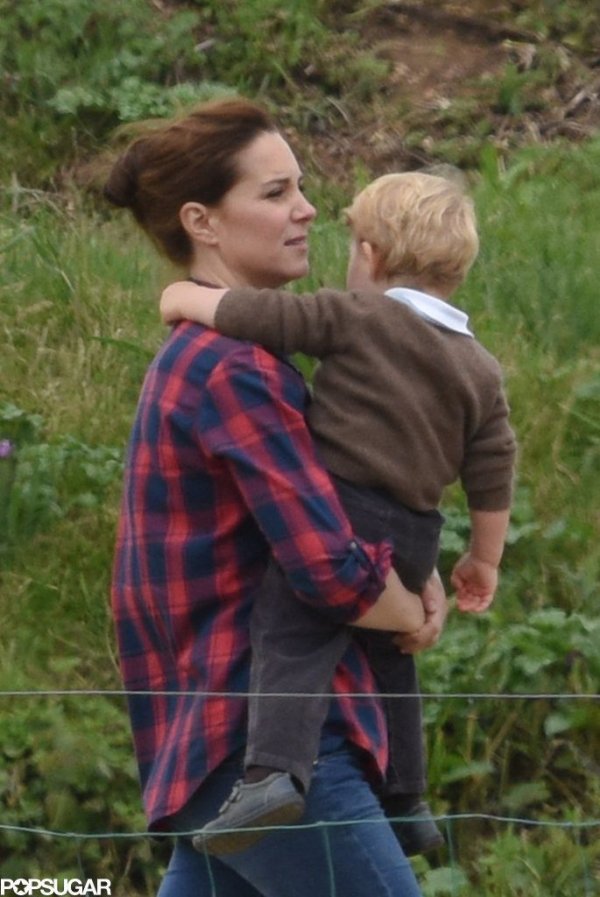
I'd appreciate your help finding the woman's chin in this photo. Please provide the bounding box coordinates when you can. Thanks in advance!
[289,260,311,282]
[262,264,310,288]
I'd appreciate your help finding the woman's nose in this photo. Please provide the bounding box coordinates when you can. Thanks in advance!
[296,194,317,221]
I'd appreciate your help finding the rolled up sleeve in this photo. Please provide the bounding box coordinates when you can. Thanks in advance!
[197,344,392,624]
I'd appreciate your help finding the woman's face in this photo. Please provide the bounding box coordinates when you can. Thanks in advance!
[208,130,317,288]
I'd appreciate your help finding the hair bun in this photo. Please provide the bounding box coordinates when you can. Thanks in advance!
[103,141,142,209]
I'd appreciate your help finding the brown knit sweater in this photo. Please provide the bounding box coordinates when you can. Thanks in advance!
[216,287,516,512]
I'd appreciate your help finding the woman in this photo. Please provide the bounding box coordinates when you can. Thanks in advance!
[105,98,444,896]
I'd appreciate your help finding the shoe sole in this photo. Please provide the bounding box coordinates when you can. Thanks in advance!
[192,800,305,856]
[400,831,445,857]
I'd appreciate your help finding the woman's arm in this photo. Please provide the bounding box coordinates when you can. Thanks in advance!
[393,570,448,654]
[353,568,425,633]
[198,342,420,632]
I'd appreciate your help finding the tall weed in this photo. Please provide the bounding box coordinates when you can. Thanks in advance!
[471,139,600,355]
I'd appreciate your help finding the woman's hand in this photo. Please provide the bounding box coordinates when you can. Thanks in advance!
[392,569,448,654]
[352,568,426,633]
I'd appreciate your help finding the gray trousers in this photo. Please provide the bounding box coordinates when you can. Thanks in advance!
[246,475,443,795]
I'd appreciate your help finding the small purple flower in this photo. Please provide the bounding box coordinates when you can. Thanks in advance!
[0,439,14,459]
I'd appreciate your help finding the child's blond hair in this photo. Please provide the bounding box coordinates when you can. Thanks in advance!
[345,171,479,292]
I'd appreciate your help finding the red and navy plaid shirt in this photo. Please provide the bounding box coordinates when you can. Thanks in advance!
[112,322,392,829]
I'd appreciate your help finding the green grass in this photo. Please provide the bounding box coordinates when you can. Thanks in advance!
[1,140,599,891]
[2,1,600,889]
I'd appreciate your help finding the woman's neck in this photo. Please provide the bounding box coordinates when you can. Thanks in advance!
[188,275,223,289]
[188,255,241,290]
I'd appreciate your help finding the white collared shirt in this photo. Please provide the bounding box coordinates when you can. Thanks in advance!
[385,287,474,338]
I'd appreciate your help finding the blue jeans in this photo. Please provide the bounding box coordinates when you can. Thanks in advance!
[158,741,423,897]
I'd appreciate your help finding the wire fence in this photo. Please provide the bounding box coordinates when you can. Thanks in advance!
[1,688,598,895]
[1,689,598,699]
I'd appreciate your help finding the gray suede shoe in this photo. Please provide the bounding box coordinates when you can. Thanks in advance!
[389,799,445,857]
[192,772,305,855]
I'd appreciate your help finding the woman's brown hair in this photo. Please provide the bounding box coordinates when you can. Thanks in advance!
[104,98,277,266]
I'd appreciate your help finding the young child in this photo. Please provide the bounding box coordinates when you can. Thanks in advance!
[160,171,517,855]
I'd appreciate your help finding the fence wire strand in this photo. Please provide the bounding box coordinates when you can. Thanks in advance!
[0,814,598,842]
[0,689,598,699]
[0,690,598,851]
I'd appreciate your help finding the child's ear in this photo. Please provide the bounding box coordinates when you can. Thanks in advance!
[360,240,384,280]
[179,202,218,246]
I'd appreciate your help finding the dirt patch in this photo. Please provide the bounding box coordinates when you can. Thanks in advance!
[303,2,600,184]
[372,14,508,100]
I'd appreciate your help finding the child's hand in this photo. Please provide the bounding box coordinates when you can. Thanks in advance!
[160,281,193,324]
[159,281,225,326]
[450,553,498,613]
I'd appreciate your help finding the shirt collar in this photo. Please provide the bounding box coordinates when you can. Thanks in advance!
[384,287,474,337]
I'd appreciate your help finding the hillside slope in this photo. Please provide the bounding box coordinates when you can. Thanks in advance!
[302,1,600,182]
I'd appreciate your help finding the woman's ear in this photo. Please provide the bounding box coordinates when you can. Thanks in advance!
[179,202,218,246]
